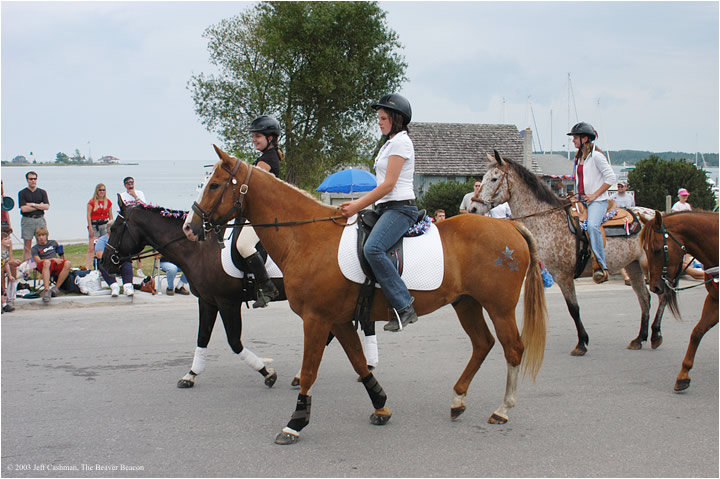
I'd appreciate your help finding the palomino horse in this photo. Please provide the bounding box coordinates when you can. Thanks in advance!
[641,210,718,391]
[184,145,548,445]
[101,198,284,388]
[471,151,667,355]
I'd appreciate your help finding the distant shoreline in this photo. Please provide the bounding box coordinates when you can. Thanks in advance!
[1,163,140,166]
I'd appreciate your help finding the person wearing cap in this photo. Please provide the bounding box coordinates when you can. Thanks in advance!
[232,115,284,308]
[340,93,418,332]
[672,188,692,212]
[611,182,635,209]
[568,122,617,284]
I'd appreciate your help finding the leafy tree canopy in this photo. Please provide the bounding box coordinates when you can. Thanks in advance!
[189,1,407,189]
[55,152,70,163]
[628,156,716,211]
[418,179,477,218]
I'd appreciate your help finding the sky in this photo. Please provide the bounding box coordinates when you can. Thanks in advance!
[1,1,718,166]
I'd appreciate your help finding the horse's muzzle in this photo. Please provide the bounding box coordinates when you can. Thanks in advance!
[183,221,202,242]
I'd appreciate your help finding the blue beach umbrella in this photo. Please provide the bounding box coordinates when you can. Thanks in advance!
[316,169,377,197]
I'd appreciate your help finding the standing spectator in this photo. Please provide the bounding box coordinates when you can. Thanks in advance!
[95,226,134,297]
[31,226,71,303]
[485,202,512,219]
[459,181,482,214]
[672,188,692,212]
[611,182,635,208]
[159,257,190,296]
[119,177,146,276]
[119,176,146,206]
[85,183,113,270]
[2,179,13,228]
[433,209,446,222]
[1,180,20,283]
[18,171,49,261]
[2,227,18,312]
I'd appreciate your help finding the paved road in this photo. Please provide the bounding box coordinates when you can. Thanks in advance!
[2,277,717,477]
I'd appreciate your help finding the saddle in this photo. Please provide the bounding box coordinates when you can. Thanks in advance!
[352,208,428,329]
[566,200,641,279]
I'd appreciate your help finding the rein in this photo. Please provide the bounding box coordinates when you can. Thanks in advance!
[653,223,713,292]
[225,214,354,231]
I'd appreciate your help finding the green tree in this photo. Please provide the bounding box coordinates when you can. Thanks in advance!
[55,152,70,164]
[189,1,406,189]
[628,156,715,211]
[418,179,477,218]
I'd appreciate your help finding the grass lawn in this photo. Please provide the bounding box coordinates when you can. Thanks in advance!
[13,242,153,276]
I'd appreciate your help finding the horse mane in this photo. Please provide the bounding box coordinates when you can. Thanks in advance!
[503,158,567,207]
[132,202,188,220]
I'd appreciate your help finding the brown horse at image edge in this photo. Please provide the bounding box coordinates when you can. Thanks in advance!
[184,145,548,445]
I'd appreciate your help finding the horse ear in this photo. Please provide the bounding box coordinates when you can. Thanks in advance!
[493,149,503,165]
[486,152,498,166]
[213,144,234,167]
[117,194,126,213]
[651,210,663,230]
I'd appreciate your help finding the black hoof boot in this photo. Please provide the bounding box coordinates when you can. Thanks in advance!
[264,368,277,388]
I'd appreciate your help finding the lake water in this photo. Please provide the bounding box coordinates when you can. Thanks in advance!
[2,160,214,248]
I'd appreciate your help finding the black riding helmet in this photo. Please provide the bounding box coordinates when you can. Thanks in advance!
[567,122,597,141]
[372,93,412,125]
[249,115,281,137]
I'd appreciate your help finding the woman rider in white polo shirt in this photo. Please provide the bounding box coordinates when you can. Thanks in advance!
[340,93,418,332]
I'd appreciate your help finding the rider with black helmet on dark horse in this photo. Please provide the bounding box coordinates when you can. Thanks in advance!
[235,115,283,308]
[340,93,419,332]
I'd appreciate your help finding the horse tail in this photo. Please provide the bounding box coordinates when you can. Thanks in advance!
[513,222,548,381]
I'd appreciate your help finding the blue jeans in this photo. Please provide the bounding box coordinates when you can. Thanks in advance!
[363,203,417,311]
[583,197,608,270]
[98,262,133,285]
[160,261,187,289]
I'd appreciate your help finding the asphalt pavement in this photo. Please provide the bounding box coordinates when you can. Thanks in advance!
[1,276,717,477]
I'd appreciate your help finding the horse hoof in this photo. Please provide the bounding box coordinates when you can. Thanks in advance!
[651,336,663,349]
[627,340,643,350]
[264,369,277,388]
[570,347,587,356]
[451,405,466,421]
[369,407,391,426]
[177,379,194,388]
[274,431,299,445]
[674,379,691,392]
[488,413,508,425]
[290,377,300,388]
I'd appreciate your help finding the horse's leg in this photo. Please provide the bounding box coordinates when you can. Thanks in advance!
[450,296,495,420]
[674,293,718,392]
[178,298,217,388]
[331,321,390,425]
[625,261,652,350]
[484,304,524,424]
[274,317,332,445]
[650,294,667,349]
[556,277,589,356]
[217,301,277,388]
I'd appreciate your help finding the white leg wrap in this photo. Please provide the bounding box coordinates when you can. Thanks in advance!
[190,347,207,375]
[363,334,379,368]
[182,372,196,382]
[239,348,264,371]
[281,426,299,437]
[451,392,467,408]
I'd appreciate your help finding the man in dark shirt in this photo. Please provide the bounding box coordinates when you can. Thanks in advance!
[18,171,49,261]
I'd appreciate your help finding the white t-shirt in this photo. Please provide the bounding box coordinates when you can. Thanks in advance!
[374,131,415,204]
[486,202,512,218]
[120,189,146,206]
[671,201,692,212]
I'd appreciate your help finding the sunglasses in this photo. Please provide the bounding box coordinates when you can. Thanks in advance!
[98,189,106,191]
[28,177,38,181]
[124,181,134,185]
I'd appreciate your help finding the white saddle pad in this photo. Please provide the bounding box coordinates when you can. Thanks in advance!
[338,215,444,290]
[221,219,283,279]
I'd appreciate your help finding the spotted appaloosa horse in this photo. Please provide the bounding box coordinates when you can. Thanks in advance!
[183,145,548,445]
[471,151,668,356]
[101,198,284,388]
[641,210,718,391]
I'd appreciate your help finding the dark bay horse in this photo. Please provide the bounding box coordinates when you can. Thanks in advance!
[101,199,284,388]
[184,145,548,445]
[472,151,668,355]
[641,210,718,391]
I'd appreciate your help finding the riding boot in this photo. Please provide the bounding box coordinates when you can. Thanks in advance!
[246,252,279,308]
[384,300,418,332]
[591,256,609,284]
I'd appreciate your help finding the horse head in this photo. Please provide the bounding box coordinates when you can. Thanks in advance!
[101,196,145,274]
[640,210,682,317]
[184,145,250,242]
[470,149,511,214]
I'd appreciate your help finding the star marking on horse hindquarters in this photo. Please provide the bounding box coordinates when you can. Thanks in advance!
[508,260,520,272]
[495,256,504,267]
[502,246,514,260]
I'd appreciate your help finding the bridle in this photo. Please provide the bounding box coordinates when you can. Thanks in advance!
[471,165,512,210]
[105,210,186,265]
[191,159,253,243]
[651,222,713,292]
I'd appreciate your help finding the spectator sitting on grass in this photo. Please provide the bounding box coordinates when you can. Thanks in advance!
[31,226,71,303]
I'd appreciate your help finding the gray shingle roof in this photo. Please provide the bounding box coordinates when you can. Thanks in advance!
[410,122,524,176]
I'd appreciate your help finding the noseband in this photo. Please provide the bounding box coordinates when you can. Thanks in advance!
[105,212,141,265]
[472,166,511,210]
[191,159,253,243]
